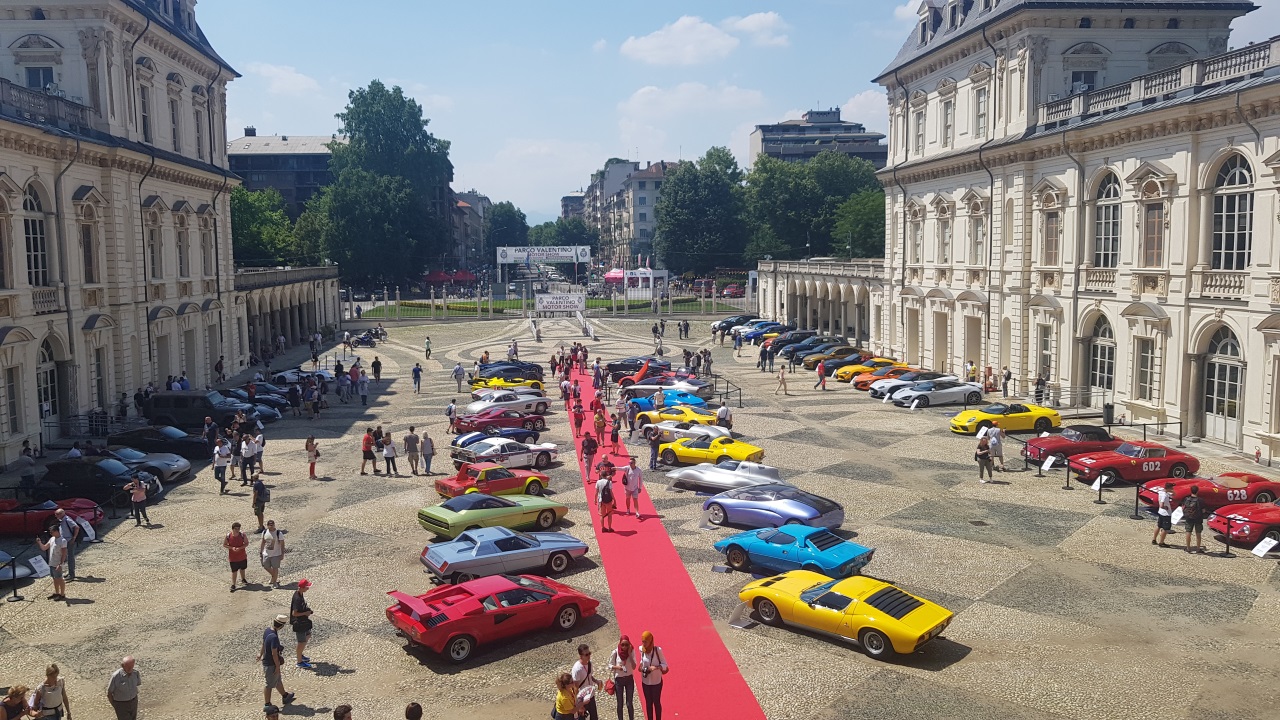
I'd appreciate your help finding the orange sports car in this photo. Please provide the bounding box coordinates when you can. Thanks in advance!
[852,365,921,391]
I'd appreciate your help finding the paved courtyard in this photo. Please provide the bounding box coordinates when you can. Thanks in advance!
[1,317,1278,720]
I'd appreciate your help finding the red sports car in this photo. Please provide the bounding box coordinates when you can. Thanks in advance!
[1069,440,1199,486]
[453,408,548,435]
[386,574,599,663]
[1207,501,1280,546]
[852,366,918,391]
[435,462,550,498]
[0,498,104,535]
[1140,472,1280,511]
[1023,425,1125,467]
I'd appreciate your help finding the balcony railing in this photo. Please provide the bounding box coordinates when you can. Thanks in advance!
[0,78,91,129]
[1083,268,1117,291]
[32,287,62,314]
[758,260,886,280]
[1194,270,1249,299]
[233,265,340,291]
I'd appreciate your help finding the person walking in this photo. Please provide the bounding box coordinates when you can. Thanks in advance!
[572,644,602,720]
[106,657,142,720]
[403,428,421,475]
[254,429,269,473]
[290,579,315,669]
[305,436,320,479]
[202,416,220,456]
[382,433,400,476]
[411,363,423,394]
[336,373,351,404]
[757,344,767,372]
[241,434,259,481]
[767,345,777,372]
[596,468,616,533]
[360,427,377,475]
[230,431,244,484]
[716,404,732,429]
[814,360,828,391]
[581,433,599,477]
[125,472,150,527]
[610,415,621,451]
[371,356,383,384]
[1152,481,1174,548]
[357,370,370,406]
[594,409,607,439]
[34,663,71,720]
[608,635,637,720]
[626,400,639,439]
[260,519,285,587]
[224,521,250,591]
[572,402,585,437]
[445,399,459,434]
[252,475,269,533]
[987,423,1005,472]
[975,437,994,483]
[1034,373,1047,404]
[1181,485,1206,553]
[451,362,466,393]
[622,457,643,518]
[421,430,436,475]
[55,508,80,581]
[257,616,295,707]
[213,438,232,494]
[775,367,790,395]
[36,529,67,602]
[648,429,661,470]
[423,336,432,359]
[638,632,668,720]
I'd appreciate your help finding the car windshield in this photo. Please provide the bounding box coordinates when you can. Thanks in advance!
[442,494,509,511]
[503,574,556,594]
[96,459,130,476]
[980,404,1009,414]
[800,579,841,603]
[1115,443,1143,458]
[914,382,935,391]
[206,391,229,404]
[113,448,146,460]
[159,426,188,439]
[1061,428,1085,442]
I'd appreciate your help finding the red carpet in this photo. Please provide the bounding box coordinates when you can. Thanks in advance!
[566,365,766,720]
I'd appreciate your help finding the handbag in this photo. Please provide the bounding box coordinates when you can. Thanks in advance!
[604,679,616,696]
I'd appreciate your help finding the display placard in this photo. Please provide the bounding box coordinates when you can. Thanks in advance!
[497,246,591,264]
[535,294,587,312]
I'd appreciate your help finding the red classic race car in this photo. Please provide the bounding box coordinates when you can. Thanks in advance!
[1022,425,1124,468]
[1207,501,1280,546]
[1139,472,1280,511]
[386,574,599,663]
[453,408,548,435]
[1069,440,1199,486]
[0,498,104,535]
[435,462,550,498]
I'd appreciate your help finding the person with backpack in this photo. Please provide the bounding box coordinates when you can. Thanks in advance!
[260,518,285,587]
[1181,485,1206,553]
[445,400,458,434]
[252,476,270,533]
[595,466,616,532]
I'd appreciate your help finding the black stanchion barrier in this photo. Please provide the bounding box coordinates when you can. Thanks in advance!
[7,549,29,602]
[1093,479,1107,505]
[1130,484,1144,520]
[1061,464,1073,491]
[1218,515,1235,558]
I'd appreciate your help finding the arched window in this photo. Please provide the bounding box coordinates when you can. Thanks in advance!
[0,196,10,290]
[1212,154,1253,270]
[23,185,50,287]
[1092,173,1121,268]
[1208,325,1241,358]
[1088,316,1115,397]
[1204,325,1243,445]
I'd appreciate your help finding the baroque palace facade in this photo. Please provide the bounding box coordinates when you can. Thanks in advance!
[759,0,1280,454]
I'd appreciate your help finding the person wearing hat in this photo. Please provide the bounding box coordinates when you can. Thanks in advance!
[257,615,295,707]
[291,579,315,669]
[263,704,281,719]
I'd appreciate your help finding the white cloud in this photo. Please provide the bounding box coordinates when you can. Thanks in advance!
[841,89,889,134]
[455,137,604,221]
[618,82,765,160]
[620,16,739,65]
[779,108,805,121]
[721,12,789,47]
[244,62,322,97]
[893,2,919,22]
[1231,0,1280,46]
[592,38,608,52]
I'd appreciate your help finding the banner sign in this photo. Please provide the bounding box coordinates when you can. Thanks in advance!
[535,294,586,312]
[497,246,591,265]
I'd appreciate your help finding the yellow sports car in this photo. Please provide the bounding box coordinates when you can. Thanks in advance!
[834,358,905,382]
[636,405,718,427]
[659,436,764,465]
[802,346,859,370]
[738,570,953,660]
[949,401,1061,434]
[470,376,544,391]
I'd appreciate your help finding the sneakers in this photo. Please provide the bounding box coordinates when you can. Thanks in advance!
[296,661,313,669]
[282,692,296,705]
[301,655,310,662]
[230,585,236,593]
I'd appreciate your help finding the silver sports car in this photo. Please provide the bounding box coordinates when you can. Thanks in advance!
[419,526,589,584]
[464,391,550,415]
[643,420,732,444]
[702,484,844,529]
[665,460,785,493]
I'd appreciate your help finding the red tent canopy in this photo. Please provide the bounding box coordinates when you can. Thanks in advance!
[453,269,476,281]
[423,270,450,283]
[603,268,626,283]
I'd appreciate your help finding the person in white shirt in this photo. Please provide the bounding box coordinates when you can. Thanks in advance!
[1153,481,1174,547]
[213,438,233,494]
[608,635,638,720]
[260,519,285,586]
[715,404,732,429]
[241,436,259,479]
[622,458,644,518]
[254,431,267,472]
[571,644,600,720]
[638,632,668,720]
[382,433,399,476]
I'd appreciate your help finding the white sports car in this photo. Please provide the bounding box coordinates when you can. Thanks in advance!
[643,420,733,444]
[868,373,957,400]
[271,367,336,385]
[449,437,559,470]
[464,391,551,415]
[892,380,984,408]
[665,460,785,493]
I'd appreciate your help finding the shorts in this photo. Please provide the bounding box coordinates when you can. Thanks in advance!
[600,501,615,514]
[1156,515,1172,531]
[230,559,248,572]
[263,664,281,689]
[363,450,376,460]
[50,565,63,580]
[295,629,312,644]
[406,452,420,462]
[1185,518,1204,534]
[253,503,265,516]
[262,554,282,571]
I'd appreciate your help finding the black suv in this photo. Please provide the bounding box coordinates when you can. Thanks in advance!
[33,457,161,506]
[143,390,259,430]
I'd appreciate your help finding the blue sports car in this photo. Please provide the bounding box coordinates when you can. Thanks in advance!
[452,429,541,447]
[742,323,785,343]
[627,389,709,412]
[713,525,874,577]
[702,484,845,529]
[420,526,589,584]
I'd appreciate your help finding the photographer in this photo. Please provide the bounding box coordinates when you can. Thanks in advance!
[638,631,668,720]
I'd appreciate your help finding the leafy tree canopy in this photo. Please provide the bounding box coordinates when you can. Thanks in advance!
[653,147,748,275]
[229,186,296,266]
[745,151,881,258]
[832,189,886,258]
[483,201,529,260]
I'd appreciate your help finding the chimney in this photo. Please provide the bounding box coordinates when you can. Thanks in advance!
[244,126,257,137]
[646,161,651,169]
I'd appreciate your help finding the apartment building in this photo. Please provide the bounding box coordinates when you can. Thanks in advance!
[749,108,888,168]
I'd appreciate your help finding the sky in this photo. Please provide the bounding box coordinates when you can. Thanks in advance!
[199,0,1280,225]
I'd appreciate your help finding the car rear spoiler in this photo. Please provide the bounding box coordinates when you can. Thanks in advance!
[450,446,480,462]
[387,590,432,617]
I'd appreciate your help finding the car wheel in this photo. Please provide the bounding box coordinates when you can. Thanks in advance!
[1034,417,1053,433]
[661,449,677,465]
[446,635,475,664]
[547,551,571,573]
[707,503,727,526]
[536,510,556,529]
[534,453,551,469]
[522,420,536,430]
[534,403,547,415]
[483,425,500,436]
[966,391,982,404]
[1255,492,1275,504]
[726,545,750,571]
[1265,528,1280,543]
[637,417,651,428]
[976,420,992,433]
[914,396,930,408]
[452,572,477,584]
[644,426,660,441]
[716,455,732,464]
[754,598,782,626]
[555,604,580,631]
[859,628,895,659]
[525,480,544,496]
[1099,470,1119,487]
[530,381,543,390]
[534,418,546,431]
[1170,464,1189,479]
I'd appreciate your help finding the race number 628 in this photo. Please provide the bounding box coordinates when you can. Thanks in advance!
[1225,489,1249,501]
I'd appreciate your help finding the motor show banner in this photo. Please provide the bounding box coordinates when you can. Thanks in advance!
[534,293,587,312]
[496,246,592,264]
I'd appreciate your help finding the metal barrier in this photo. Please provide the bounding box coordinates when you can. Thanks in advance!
[1108,420,1186,448]
[43,413,147,444]
[711,375,744,409]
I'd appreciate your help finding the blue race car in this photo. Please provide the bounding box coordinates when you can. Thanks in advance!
[702,484,845,529]
[713,525,874,577]
[627,389,709,412]
[420,526,589,584]
[452,429,541,447]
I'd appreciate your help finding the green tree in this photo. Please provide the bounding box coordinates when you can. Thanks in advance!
[526,220,559,247]
[292,189,332,266]
[483,201,529,260]
[324,170,428,285]
[654,147,747,275]
[832,189,887,258]
[229,186,296,266]
[744,151,881,259]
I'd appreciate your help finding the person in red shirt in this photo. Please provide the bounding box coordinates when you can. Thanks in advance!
[360,428,377,475]
[572,403,585,437]
[223,521,250,592]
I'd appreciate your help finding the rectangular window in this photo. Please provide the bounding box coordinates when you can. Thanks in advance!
[94,347,107,410]
[654,181,661,190]
[0,222,8,289]
[139,86,153,143]
[910,222,922,263]
[974,87,988,139]
[913,110,925,155]
[941,100,954,147]
[26,66,54,90]
[201,230,213,276]
[1094,202,1120,268]
[1136,338,1155,401]
[177,230,189,277]
[149,228,162,279]
[4,367,19,435]
[81,224,98,283]
[1142,203,1164,267]
[638,196,647,206]
[1042,211,1060,265]
[169,98,181,151]
[24,217,49,287]
[638,181,646,190]
[1212,192,1253,270]
[638,212,647,222]
[1071,71,1097,93]
[938,218,952,263]
[1038,325,1053,377]
[970,215,986,265]
[194,109,205,160]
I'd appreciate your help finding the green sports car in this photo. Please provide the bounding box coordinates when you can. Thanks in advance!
[417,493,569,538]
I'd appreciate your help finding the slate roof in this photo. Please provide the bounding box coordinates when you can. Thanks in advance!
[123,0,239,77]
[227,136,345,156]
[876,0,1257,81]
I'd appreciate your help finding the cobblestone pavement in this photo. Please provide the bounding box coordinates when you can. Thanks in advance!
[1,317,1277,719]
